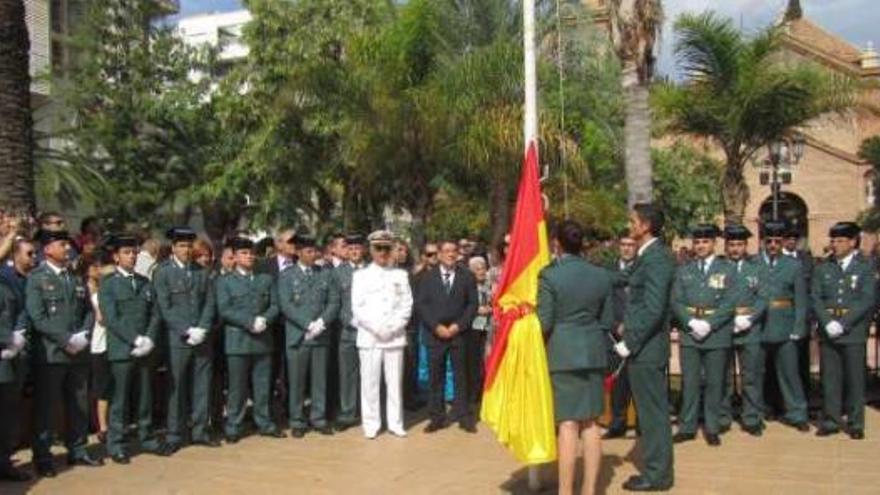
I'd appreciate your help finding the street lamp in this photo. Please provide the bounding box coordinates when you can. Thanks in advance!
[758,132,806,221]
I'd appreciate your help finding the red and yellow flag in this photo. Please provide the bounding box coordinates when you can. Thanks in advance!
[481,142,556,465]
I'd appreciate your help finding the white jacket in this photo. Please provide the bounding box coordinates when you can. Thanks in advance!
[352,263,413,349]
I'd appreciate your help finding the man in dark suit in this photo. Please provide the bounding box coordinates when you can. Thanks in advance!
[416,240,479,433]
[603,234,637,439]
[613,203,675,492]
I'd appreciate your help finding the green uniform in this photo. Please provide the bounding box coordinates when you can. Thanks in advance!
[622,239,675,487]
[811,253,875,432]
[25,262,94,464]
[671,257,737,435]
[537,254,614,422]
[0,282,24,468]
[333,262,362,425]
[98,269,164,456]
[720,257,770,429]
[759,254,808,424]
[153,259,215,445]
[278,264,340,429]
[216,270,280,436]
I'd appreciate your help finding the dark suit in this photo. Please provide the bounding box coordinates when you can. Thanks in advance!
[606,259,633,432]
[416,265,478,425]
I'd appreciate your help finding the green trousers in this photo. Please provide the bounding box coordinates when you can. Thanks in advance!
[820,342,866,431]
[31,363,90,464]
[628,361,674,487]
[226,354,275,436]
[720,343,765,428]
[763,341,807,423]
[337,339,360,424]
[108,359,161,456]
[167,345,213,445]
[0,381,22,466]
[286,345,328,429]
[679,347,729,435]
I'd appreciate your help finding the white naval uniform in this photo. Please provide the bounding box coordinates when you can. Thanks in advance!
[351,262,413,437]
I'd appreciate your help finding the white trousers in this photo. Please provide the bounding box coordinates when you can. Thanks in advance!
[359,347,404,435]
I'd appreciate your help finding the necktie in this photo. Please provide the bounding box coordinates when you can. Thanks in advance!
[129,275,136,292]
[737,260,743,274]
[699,260,706,275]
[443,271,452,294]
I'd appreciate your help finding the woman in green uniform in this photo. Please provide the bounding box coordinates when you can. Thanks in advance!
[538,220,614,495]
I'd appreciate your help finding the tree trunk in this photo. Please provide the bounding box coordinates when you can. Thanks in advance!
[0,0,36,214]
[623,61,653,209]
[721,159,750,225]
[489,177,510,248]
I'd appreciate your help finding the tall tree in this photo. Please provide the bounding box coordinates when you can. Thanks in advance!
[654,12,854,223]
[608,0,663,207]
[0,0,36,213]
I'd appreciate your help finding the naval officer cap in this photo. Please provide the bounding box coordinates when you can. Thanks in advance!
[106,234,139,252]
[761,220,789,238]
[723,224,752,241]
[367,230,395,246]
[689,223,721,240]
[34,229,72,246]
[228,237,255,252]
[166,226,197,243]
[829,221,860,239]
[292,233,316,248]
[345,233,366,246]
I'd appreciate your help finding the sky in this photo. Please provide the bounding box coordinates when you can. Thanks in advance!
[178,0,879,77]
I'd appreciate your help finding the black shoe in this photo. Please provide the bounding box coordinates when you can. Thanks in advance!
[260,429,285,438]
[111,453,130,465]
[815,426,840,437]
[0,464,32,482]
[315,425,333,436]
[225,433,240,444]
[780,417,809,432]
[622,475,673,492]
[849,429,865,440]
[290,428,307,438]
[334,422,352,432]
[718,423,731,434]
[192,437,222,448]
[742,424,763,437]
[68,453,104,467]
[459,421,477,434]
[603,427,627,440]
[705,433,721,446]
[152,442,176,457]
[36,462,57,478]
[673,432,696,444]
[424,421,448,434]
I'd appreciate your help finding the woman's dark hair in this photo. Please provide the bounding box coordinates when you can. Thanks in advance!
[633,203,665,237]
[556,220,584,255]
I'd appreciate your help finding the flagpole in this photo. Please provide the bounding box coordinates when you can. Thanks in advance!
[523,0,543,491]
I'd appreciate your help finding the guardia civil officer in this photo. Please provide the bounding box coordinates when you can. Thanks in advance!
[0,277,29,481]
[812,222,875,439]
[27,230,101,477]
[278,234,340,437]
[99,235,174,463]
[334,234,367,431]
[759,221,809,432]
[719,225,770,436]
[216,237,283,442]
[671,224,737,447]
[153,227,218,450]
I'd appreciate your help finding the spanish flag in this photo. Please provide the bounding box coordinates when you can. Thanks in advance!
[481,142,556,464]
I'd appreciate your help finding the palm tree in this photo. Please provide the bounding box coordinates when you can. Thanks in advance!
[654,12,854,224]
[0,0,36,213]
[608,0,664,207]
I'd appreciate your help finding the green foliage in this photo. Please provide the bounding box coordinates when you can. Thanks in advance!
[652,142,723,238]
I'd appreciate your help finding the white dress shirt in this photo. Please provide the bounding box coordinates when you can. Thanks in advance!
[351,263,413,349]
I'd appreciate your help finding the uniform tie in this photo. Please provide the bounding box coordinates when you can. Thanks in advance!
[443,271,453,294]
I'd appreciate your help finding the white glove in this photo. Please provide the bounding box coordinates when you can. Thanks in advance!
[253,316,268,334]
[688,319,711,340]
[186,327,207,346]
[308,318,326,337]
[614,341,631,358]
[130,345,148,358]
[132,335,155,356]
[734,315,752,334]
[825,321,844,339]
[1,348,18,360]
[66,331,89,354]
[789,333,802,341]
[11,329,26,352]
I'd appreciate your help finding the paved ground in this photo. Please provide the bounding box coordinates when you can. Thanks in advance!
[3,407,880,495]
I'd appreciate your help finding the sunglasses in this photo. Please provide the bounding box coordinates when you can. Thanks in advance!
[424,252,438,257]
[374,245,392,252]
[766,238,783,245]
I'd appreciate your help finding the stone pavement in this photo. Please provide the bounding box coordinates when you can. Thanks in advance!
[3,408,879,495]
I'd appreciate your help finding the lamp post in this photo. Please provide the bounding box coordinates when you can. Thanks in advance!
[760,133,806,221]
